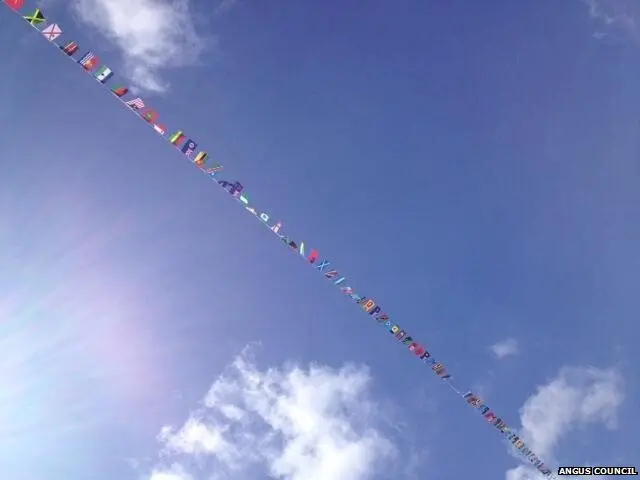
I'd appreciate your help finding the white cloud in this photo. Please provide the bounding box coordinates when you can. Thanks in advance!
[215,0,239,14]
[149,463,194,480]
[71,0,207,94]
[505,365,624,480]
[490,338,519,359]
[506,465,539,480]
[146,350,399,480]
[584,0,640,43]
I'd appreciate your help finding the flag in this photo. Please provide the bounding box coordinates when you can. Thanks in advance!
[125,98,145,110]
[111,85,128,97]
[61,41,79,56]
[24,9,45,26]
[78,51,99,71]
[41,23,62,41]
[181,139,197,157]
[169,131,185,145]
[94,66,113,83]
[153,124,166,135]
[140,109,158,123]
[230,182,244,197]
[4,0,25,11]
[193,151,207,166]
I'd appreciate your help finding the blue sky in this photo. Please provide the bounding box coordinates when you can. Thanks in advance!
[0,0,637,479]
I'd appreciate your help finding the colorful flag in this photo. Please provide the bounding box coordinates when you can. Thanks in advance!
[125,98,145,110]
[61,41,79,56]
[153,124,166,135]
[230,182,244,197]
[181,139,197,157]
[78,51,99,71]
[193,151,207,166]
[169,131,185,145]
[94,66,113,83]
[140,109,158,123]
[24,9,45,26]
[41,23,62,41]
[111,85,128,97]
[4,0,25,11]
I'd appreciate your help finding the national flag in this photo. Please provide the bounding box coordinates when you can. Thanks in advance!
[78,51,99,71]
[61,41,79,56]
[94,66,113,83]
[307,249,319,264]
[4,0,25,11]
[229,181,243,196]
[153,124,166,135]
[111,85,128,97]
[24,9,45,26]
[181,139,197,157]
[41,24,62,41]
[140,109,158,123]
[169,131,185,145]
[193,151,207,166]
[125,98,145,110]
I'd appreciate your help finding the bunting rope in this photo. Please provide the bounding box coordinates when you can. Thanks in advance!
[2,1,558,477]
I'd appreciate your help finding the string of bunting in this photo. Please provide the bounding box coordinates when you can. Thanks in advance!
[2,1,559,477]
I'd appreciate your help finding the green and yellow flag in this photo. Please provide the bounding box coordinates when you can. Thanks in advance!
[169,131,185,145]
[24,9,45,26]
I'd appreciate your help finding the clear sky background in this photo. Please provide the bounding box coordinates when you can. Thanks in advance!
[0,1,637,479]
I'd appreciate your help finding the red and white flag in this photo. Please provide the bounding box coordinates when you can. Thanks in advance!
[3,0,24,11]
[125,98,145,110]
[42,24,62,41]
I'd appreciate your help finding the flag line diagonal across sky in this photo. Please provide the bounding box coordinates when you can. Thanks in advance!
[1,2,560,477]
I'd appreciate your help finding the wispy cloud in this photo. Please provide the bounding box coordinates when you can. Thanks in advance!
[149,463,193,480]
[505,365,624,480]
[215,0,240,14]
[71,0,208,94]
[584,0,640,43]
[490,338,519,359]
[145,348,398,480]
